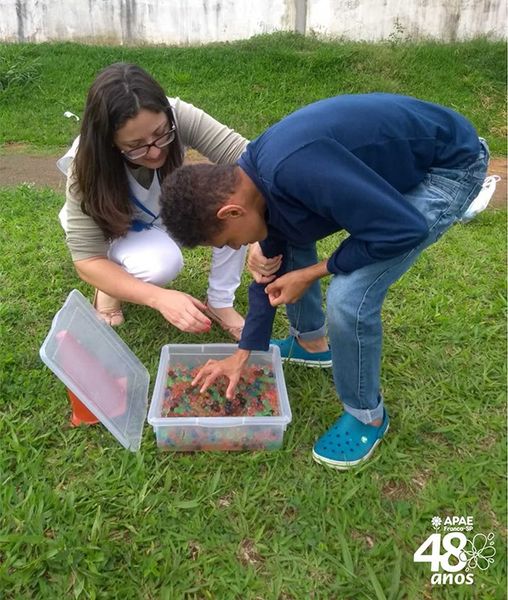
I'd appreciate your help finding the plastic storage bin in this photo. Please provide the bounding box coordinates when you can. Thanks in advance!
[39,290,150,451]
[40,291,292,452]
[148,344,292,451]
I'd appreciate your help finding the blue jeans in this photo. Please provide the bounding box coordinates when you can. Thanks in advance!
[286,140,489,423]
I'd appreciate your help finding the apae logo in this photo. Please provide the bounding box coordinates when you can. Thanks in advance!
[414,515,496,586]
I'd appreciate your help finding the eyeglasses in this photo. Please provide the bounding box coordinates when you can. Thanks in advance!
[120,125,177,160]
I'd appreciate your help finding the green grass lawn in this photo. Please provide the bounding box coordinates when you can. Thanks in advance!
[0,34,506,154]
[0,185,506,599]
[0,35,506,598]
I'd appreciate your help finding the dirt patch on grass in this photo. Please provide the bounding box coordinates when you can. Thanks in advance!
[0,149,208,192]
[487,157,507,208]
[236,539,264,567]
[382,468,432,499]
[0,151,506,209]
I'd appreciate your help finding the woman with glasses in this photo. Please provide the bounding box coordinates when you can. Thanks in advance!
[57,62,247,338]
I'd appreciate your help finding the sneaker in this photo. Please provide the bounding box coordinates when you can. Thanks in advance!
[270,335,332,367]
[312,410,389,470]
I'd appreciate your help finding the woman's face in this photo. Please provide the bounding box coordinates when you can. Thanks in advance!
[114,109,173,170]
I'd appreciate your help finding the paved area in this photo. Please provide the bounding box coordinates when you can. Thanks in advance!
[0,152,506,208]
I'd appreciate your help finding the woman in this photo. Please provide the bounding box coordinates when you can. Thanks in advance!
[57,62,247,338]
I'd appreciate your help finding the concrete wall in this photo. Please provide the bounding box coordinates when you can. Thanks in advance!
[0,0,505,45]
[307,0,506,42]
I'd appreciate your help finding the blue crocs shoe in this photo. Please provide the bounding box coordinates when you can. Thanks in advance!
[270,336,332,368]
[312,411,390,470]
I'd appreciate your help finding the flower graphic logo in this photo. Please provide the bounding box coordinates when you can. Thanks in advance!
[431,516,442,530]
[459,532,496,571]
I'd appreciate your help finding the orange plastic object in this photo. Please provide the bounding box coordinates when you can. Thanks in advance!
[67,388,99,427]
[56,330,128,421]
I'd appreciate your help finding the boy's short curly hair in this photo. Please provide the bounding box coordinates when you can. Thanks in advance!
[160,164,239,247]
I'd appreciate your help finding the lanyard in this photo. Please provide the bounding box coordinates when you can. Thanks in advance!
[129,191,160,232]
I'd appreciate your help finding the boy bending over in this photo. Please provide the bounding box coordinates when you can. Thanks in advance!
[160,93,489,470]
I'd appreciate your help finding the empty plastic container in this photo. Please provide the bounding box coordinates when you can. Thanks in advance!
[40,290,150,451]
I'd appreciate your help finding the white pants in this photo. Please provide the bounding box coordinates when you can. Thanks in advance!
[108,226,246,307]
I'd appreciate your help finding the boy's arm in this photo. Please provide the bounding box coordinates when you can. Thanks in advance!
[237,281,277,351]
[239,236,288,351]
[193,236,287,398]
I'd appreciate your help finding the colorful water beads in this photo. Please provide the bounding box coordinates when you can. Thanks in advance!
[162,364,280,418]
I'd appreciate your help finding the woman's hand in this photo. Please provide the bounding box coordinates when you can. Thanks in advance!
[192,350,251,399]
[152,289,212,333]
[247,243,282,284]
[74,257,211,332]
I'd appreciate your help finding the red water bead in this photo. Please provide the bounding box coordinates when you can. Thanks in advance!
[266,389,278,409]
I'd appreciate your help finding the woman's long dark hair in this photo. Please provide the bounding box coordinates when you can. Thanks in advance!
[73,63,184,239]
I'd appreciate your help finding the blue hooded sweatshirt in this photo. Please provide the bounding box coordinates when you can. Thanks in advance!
[237,93,480,350]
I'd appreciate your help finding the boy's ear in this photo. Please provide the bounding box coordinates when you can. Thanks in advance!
[216,204,246,220]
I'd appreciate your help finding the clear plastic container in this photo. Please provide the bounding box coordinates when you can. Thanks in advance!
[39,290,150,451]
[148,344,292,451]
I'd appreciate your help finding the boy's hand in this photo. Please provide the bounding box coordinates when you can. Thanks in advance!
[192,349,251,399]
[265,271,312,306]
[247,243,282,284]
[265,261,330,306]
